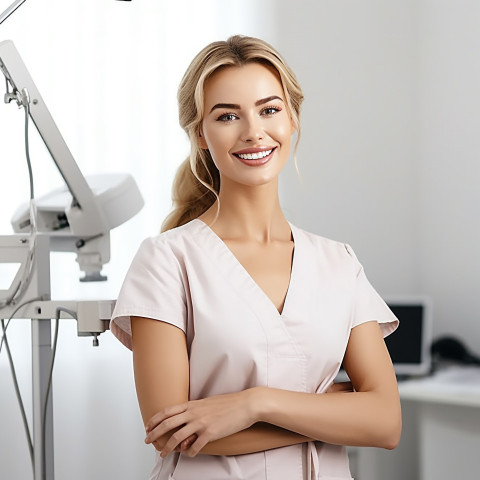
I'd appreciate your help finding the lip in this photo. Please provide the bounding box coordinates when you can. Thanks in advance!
[232,146,276,155]
[232,146,277,167]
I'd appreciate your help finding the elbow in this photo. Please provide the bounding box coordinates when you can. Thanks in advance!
[378,416,402,450]
[383,436,401,451]
[374,394,402,450]
[363,401,402,450]
[381,432,400,451]
[387,420,402,450]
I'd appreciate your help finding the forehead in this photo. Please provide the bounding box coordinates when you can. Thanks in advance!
[203,63,284,108]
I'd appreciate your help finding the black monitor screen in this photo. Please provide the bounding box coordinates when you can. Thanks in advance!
[385,304,424,364]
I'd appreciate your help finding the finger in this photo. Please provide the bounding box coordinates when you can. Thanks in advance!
[145,403,188,433]
[145,413,189,444]
[152,440,164,452]
[161,424,199,458]
[179,434,197,451]
[184,433,210,458]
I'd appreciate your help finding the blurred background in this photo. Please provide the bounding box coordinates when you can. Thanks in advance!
[0,1,478,479]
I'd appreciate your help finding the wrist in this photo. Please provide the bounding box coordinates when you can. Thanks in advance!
[247,386,271,423]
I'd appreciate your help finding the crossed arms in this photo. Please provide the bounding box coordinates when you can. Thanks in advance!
[131,317,401,458]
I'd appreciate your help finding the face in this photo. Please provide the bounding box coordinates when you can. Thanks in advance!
[199,63,296,189]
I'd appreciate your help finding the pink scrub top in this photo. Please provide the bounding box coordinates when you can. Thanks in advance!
[110,219,398,480]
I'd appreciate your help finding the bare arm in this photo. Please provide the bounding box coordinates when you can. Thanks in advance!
[142,319,401,457]
[131,316,189,451]
[131,316,311,455]
[256,321,402,449]
[200,381,354,455]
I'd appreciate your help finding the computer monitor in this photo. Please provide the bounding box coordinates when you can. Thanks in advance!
[337,295,433,381]
[383,295,433,377]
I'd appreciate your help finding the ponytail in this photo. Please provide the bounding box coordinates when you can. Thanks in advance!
[161,149,219,232]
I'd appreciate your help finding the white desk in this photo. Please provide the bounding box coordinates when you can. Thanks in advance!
[399,366,480,407]
[353,366,480,480]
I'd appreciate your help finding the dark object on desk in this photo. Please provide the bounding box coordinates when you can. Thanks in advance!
[431,336,480,365]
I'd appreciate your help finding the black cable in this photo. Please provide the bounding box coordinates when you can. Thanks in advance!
[1,319,34,469]
[41,307,77,480]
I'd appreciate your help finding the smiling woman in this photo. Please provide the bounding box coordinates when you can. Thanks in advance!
[110,35,401,480]
[159,36,304,232]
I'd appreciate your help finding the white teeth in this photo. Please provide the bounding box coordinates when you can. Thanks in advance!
[237,149,272,160]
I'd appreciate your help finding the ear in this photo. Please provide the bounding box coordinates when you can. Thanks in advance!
[197,129,208,149]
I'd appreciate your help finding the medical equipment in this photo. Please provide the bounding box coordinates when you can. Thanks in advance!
[1,39,143,283]
[0,0,26,25]
[1,3,139,479]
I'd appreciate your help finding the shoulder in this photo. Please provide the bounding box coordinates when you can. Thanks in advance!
[126,220,207,278]
[140,219,203,255]
[292,224,356,261]
[290,223,363,279]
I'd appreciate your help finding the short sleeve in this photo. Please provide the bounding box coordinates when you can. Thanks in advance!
[345,244,399,338]
[110,237,187,350]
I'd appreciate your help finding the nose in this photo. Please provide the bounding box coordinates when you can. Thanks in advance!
[241,115,264,142]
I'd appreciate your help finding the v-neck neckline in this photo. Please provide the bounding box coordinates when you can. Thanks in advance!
[193,218,297,317]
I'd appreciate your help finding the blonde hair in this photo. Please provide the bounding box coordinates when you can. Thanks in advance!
[161,35,304,232]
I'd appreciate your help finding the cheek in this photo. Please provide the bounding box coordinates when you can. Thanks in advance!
[273,125,293,150]
[204,126,236,153]
[269,116,294,142]
[203,132,235,169]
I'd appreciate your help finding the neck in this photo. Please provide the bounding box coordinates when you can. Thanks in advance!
[201,178,290,243]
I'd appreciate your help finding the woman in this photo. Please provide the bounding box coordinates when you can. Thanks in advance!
[111,35,401,480]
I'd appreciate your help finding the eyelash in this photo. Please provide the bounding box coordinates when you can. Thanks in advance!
[216,112,238,122]
[215,105,282,122]
[261,105,282,116]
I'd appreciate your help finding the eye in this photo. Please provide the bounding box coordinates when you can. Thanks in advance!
[261,105,282,116]
[216,112,238,122]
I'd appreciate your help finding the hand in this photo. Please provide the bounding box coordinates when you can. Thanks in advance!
[145,389,257,457]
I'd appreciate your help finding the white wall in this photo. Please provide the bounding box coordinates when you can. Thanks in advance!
[276,0,480,355]
[277,0,418,294]
[415,0,480,354]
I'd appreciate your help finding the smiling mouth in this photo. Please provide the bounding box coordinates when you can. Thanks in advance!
[234,149,274,160]
[232,148,277,166]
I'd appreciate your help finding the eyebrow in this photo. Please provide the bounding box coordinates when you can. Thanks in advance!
[209,95,284,113]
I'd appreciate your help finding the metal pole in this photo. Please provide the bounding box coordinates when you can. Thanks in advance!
[31,318,54,480]
[31,235,54,479]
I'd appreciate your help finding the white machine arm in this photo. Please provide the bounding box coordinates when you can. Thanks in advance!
[0,39,144,281]
[0,39,110,236]
[3,298,115,340]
